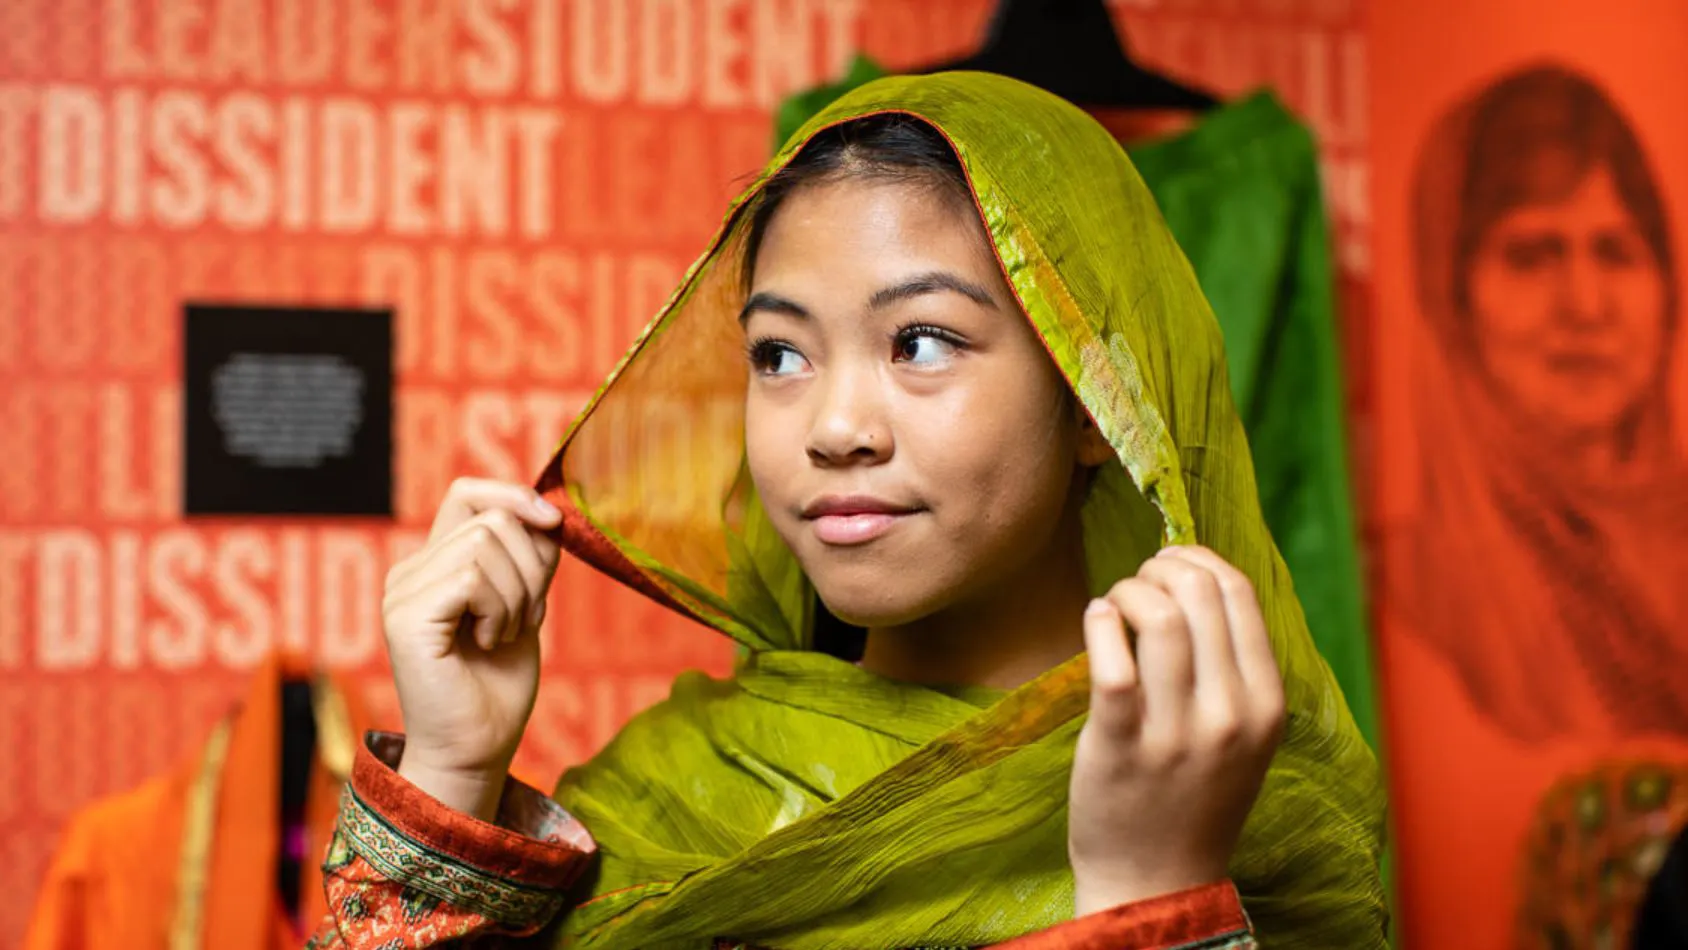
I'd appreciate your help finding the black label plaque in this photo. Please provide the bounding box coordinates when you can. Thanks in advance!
[184,304,392,517]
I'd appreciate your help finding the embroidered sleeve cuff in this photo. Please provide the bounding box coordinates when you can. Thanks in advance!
[334,731,596,926]
[995,881,1253,950]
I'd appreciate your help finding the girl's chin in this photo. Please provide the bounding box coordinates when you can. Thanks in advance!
[797,542,973,628]
[811,579,947,630]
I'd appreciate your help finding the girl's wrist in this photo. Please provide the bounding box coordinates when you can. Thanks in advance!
[1071,860,1225,917]
[397,756,508,823]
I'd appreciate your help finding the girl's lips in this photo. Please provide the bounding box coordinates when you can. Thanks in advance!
[810,511,911,545]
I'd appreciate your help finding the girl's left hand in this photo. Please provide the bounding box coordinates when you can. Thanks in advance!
[1067,545,1286,916]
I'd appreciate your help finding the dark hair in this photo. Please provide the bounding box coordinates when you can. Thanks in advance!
[741,114,971,289]
[1452,66,1676,319]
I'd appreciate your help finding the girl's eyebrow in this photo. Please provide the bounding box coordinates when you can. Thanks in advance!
[867,271,998,310]
[740,271,997,326]
[739,292,810,325]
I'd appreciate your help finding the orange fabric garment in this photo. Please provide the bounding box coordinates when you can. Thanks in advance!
[23,654,369,950]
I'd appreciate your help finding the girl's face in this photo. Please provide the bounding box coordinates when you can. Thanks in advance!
[1466,165,1669,440]
[742,176,1107,627]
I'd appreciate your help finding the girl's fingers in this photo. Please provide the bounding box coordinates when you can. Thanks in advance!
[399,524,530,649]
[1159,546,1284,736]
[444,509,560,628]
[444,564,512,654]
[1104,577,1194,732]
[1158,547,1279,696]
[1084,597,1142,734]
[428,477,562,544]
[1138,551,1242,697]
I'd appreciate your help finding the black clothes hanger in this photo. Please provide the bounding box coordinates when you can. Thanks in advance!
[922,0,1219,111]
[278,675,318,920]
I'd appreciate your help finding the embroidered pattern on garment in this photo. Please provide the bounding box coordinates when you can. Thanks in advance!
[337,786,569,926]
[311,848,530,949]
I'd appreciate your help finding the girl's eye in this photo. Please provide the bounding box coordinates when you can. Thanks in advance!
[893,328,961,366]
[748,340,810,376]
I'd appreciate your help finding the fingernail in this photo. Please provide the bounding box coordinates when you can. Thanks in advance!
[1085,598,1111,617]
[528,600,548,629]
[1156,545,1180,557]
[533,496,560,518]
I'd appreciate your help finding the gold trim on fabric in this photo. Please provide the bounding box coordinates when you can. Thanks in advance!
[170,716,234,950]
[311,674,356,781]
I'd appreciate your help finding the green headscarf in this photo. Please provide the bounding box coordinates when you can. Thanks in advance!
[534,72,1386,949]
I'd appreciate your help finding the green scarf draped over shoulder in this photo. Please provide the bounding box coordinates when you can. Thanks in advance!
[533,72,1386,949]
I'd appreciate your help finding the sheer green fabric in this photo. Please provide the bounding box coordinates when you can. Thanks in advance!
[535,72,1386,949]
[775,57,1381,753]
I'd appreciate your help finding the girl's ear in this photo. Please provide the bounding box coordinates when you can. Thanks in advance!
[1076,407,1113,467]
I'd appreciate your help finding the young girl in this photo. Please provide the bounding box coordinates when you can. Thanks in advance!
[309,72,1385,949]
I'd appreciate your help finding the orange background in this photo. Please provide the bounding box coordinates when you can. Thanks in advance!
[0,1,1366,945]
[1370,1,1688,947]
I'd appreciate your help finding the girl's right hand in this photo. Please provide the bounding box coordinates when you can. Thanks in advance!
[382,478,564,820]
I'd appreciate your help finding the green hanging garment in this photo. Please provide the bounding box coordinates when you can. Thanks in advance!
[774,59,1380,750]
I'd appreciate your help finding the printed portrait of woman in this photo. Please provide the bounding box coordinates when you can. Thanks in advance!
[1395,63,1687,742]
